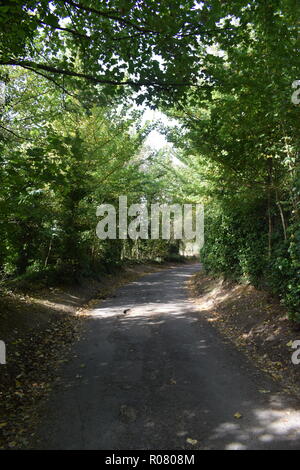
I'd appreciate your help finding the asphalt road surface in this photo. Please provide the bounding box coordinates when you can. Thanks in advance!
[34,264,300,450]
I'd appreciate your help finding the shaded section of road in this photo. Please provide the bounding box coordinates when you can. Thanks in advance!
[34,264,300,449]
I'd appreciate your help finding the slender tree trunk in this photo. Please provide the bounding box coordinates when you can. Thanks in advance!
[267,158,273,259]
[275,190,287,241]
[44,235,53,268]
[268,189,272,259]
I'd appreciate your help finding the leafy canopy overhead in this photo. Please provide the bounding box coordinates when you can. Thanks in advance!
[0,0,249,104]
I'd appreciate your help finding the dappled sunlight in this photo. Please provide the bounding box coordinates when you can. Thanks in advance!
[86,265,300,449]
[21,296,79,313]
[193,282,236,312]
[209,398,300,449]
[32,265,300,450]
[92,301,199,320]
[91,267,200,319]
[254,406,300,438]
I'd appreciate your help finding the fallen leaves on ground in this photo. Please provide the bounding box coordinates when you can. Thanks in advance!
[186,438,198,445]
[0,314,84,449]
[0,262,171,449]
[188,272,300,398]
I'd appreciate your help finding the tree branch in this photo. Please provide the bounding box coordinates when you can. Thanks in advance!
[20,64,77,98]
[62,0,161,34]
[0,123,25,140]
[0,59,200,88]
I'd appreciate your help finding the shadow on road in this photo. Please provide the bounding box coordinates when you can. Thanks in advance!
[34,265,300,450]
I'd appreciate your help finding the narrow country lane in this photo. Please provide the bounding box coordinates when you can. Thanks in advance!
[34,265,300,450]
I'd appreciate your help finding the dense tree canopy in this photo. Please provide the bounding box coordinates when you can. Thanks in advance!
[0,0,218,103]
[162,0,300,320]
[0,0,300,320]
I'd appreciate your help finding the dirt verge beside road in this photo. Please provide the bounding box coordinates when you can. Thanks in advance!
[188,272,300,397]
[0,261,179,449]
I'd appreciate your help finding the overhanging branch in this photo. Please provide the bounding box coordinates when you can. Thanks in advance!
[0,59,201,89]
